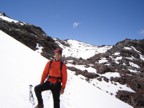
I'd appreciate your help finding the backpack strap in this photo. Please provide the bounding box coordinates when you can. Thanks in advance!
[47,60,53,75]
[60,61,63,80]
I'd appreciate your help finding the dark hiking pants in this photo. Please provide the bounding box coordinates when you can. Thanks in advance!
[34,81,61,108]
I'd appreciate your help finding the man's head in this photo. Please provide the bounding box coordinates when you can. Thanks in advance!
[54,48,63,60]
[54,48,63,55]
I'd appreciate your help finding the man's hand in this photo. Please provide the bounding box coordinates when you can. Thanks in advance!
[60,88,64,94]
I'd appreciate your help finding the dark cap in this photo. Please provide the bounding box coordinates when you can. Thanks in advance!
[54,48,63,55]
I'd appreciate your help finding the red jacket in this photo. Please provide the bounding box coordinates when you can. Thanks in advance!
[40,60,67,89]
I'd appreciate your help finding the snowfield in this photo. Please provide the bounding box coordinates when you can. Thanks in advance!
[54,38,112,59]
[0,30,133,108]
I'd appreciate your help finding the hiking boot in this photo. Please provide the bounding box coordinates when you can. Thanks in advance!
[34,104,44,108]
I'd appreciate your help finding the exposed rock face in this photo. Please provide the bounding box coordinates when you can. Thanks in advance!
[116,90,144,108]
[88,39,144,107]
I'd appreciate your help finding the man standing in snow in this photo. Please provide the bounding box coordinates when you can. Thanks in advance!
[34,48,67,108]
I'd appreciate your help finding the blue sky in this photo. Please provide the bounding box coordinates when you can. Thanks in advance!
[1,0,144,45]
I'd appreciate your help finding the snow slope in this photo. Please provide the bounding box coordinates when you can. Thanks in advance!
[54,38,112,59]
[0,30,133,108]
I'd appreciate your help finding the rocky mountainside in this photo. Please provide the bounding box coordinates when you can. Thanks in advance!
[0,12,59,59]
[0,12,144,108]
[88,39,144,107]
[56,37,144,108]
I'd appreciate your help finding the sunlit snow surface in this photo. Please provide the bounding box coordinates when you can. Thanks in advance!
[0,30,133,108]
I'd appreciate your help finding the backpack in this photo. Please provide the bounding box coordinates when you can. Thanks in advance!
[47,60,63,81]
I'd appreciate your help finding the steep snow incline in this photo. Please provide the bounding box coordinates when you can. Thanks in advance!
[66,71,133,108]
[0,30,48,108]
[67,63,135,97]
[0,30,133,108]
